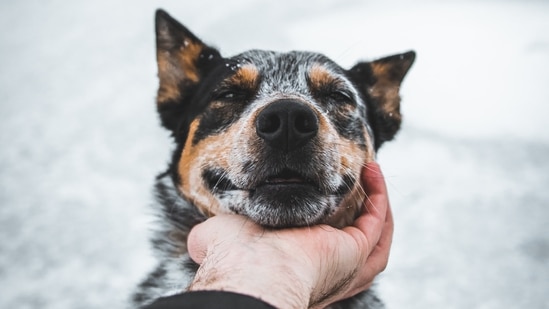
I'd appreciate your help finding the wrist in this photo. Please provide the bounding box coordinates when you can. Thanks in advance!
[188,241,312,309]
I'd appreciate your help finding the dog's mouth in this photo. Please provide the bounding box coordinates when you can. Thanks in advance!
[261,169,317,187]
[203,168,321,193]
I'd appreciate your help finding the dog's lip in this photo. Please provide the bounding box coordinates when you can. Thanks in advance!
[264,177,305,184]
[258,169,318,188]
[204,168,327,192]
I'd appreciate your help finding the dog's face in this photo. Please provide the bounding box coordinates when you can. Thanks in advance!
[154,10,415,228]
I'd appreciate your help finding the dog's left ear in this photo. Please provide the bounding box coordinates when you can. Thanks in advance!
[348,51,415,150]
[155,9,222,132]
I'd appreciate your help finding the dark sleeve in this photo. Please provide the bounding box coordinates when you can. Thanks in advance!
[142,291,276,309]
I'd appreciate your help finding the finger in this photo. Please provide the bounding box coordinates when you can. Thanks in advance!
[359,203,394,283]
[343,205,393,298]
[340,162,390,297]
[351,162,389,251]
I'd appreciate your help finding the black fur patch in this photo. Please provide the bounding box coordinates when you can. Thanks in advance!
[203,168,239,191]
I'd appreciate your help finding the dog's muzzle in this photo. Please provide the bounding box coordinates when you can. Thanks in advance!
[204,99,351,227]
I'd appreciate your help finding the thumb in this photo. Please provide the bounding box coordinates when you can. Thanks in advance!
[187,214,258,264]
[187,219,212,264]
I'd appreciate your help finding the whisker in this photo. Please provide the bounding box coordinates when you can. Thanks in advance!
[361,163,383,176]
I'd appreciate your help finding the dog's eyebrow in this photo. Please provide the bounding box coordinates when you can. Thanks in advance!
[308,64,346,89]
[224,64,260,89]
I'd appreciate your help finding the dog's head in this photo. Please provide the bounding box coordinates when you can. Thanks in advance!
[154,10,414,228]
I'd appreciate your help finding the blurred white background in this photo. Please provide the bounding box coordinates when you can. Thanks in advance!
[1,0,548,308]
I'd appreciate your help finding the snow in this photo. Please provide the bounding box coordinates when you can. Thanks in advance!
[0,0,548,308]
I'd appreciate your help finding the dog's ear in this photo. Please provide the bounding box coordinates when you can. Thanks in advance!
[348,51,415,150]
[155,9,222,132]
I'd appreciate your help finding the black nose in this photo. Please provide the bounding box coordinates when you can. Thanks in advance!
[255,100,319,152]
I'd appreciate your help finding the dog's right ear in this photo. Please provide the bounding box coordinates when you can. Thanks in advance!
[155,9,222,132]
[348,51,415,150]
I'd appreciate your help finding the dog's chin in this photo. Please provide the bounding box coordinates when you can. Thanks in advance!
[244,183,337,228]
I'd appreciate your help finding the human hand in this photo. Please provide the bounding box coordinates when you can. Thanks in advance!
[187,162,393,309]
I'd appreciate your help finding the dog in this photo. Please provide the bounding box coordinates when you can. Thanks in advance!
[132,9,415,308]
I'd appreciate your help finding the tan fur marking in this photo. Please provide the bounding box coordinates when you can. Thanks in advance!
[316,109,329,136]
[229,65,259,89]
[178,119,220,217]
[157,53,183,102]
[309,64,338,89]
[156,42,203,103]
[370,62,389,79]
[157,84,181,103]
[177,42,202,83]
[178,118,238,217]
[369,62,402,121]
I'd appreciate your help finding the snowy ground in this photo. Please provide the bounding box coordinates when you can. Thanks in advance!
[1,0,548,308]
